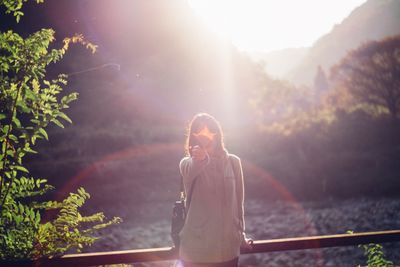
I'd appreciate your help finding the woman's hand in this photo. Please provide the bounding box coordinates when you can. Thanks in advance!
[241,237,254,251]
[191,145,207,162]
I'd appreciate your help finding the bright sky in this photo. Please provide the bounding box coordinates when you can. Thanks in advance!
[188,0,367,52]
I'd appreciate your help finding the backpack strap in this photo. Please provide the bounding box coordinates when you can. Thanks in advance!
[179,174,199,213]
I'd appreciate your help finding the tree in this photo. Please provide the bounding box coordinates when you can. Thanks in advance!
[331,35,400,119]
[313,65,329,94]
[0,0,121,261]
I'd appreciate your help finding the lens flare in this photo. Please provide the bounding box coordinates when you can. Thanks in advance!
[193,126,217,141]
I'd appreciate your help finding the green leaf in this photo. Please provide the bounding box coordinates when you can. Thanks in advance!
[29,209,35,221]
[15,165,29,173]
[30,119,40,125]
[58,112,72,124]
[5,171,12,179]
[35,211,41,224]
[51,118,64,128]
[14,215,22,225]
[6,211,12,221]
[2,125,10,134]
[0,114,6,120]
[12,117,21,128]
[25,87,37,100]
[23,147,38,154]
[35,179,47,188]
[6,149,14,156]
[17,101,31,113]
[38,128,48,140]
[8,134,18,142]
[15,13,22,23]
[18,203,24,214]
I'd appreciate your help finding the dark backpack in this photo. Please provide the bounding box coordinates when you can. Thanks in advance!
[170,174,198,249]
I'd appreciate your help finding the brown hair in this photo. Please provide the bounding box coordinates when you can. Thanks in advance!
[184,113,226,157]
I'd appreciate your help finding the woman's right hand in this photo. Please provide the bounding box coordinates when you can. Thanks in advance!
[241,237,254,251]
[191,145,207,162]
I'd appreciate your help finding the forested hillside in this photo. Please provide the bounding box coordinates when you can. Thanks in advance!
[287,0,400,85]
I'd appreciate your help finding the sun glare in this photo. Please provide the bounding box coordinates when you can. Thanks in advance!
[188,0,367,52]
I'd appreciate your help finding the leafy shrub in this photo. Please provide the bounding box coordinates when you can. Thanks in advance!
[0,0,121,260]
[358,243,399,267]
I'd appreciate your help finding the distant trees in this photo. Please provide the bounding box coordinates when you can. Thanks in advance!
[313,65,329,94]
[331,35,400,119]
[249,69,309,127]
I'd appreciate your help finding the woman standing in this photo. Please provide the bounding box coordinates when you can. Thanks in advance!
[178,113,251,267]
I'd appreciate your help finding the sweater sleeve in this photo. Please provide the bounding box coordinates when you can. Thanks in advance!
[232,155,246,242]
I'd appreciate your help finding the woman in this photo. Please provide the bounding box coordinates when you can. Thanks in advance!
[178,113,251,267]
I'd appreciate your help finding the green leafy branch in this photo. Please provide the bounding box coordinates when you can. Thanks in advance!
[358,243,399,267]
[34,188,121,258]
[0,29,82,211]
[0,0,120,261]
[347,231,399,267]
[0,0,44,22]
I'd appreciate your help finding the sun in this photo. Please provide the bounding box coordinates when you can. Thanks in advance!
[188,0,367,53]
[188,0,260,50]
[188,0,313,52]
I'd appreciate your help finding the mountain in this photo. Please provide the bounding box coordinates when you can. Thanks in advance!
[287,0,400,86]
[248,47,309,79]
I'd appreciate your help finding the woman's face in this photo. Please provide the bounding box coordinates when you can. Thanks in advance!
[193,125,217,152]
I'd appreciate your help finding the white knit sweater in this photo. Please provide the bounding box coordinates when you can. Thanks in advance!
[178,152,246,263]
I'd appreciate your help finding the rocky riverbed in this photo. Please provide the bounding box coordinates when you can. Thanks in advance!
[84,197,400,266]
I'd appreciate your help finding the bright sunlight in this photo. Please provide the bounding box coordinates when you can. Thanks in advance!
[188,0,367,52]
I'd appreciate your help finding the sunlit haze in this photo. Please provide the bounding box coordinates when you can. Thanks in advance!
[188,0,367,52]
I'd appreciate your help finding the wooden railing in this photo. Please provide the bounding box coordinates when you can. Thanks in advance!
[4,230,400,267]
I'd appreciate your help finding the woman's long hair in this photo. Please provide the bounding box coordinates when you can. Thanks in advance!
[184,113,226,157]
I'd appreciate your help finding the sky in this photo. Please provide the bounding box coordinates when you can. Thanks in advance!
[188,0,367,52]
